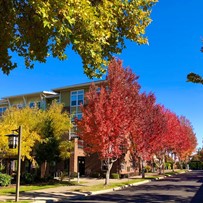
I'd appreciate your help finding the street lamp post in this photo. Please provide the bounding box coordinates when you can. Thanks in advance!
[7,126,22,202]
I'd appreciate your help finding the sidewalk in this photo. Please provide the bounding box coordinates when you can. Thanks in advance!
[0,172,175,202]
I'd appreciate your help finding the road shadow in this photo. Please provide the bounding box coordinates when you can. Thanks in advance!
[190,176,203,203]
[80,171,203,203]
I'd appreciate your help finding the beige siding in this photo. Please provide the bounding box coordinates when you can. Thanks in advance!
[23,95,41,105]
[9,98,25,106]
[60,90,70,107]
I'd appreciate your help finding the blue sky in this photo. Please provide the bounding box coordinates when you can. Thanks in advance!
[0,0,203,148]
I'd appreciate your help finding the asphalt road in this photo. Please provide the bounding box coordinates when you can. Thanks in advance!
[70,170,203,203]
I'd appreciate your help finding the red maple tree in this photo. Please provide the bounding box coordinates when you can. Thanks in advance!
[130,92,167,176]
[76,58,140,185]
[159,110,197,169]
[174,116,197,164]
[76,58,197,181]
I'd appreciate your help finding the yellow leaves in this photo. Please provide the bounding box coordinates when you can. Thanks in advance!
[1,0,157,78]
[0,102,72,161]
[0,107,43,160]
[59,140,74,159]
[34,102,72,162]
[45,101,71,139]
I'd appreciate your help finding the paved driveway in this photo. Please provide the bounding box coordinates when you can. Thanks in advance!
[71,171,203,203]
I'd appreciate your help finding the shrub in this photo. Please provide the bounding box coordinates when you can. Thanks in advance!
[21,172,35,184]
[111,173,120,179]
[120,174,128,179]
[165,162,172,170]
[189,161,203,170]
[0,173,12,186]
[90,172,100,178]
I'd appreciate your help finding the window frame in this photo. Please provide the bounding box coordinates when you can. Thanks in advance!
[70,90,84,107]
[0,106,7,116]
[70,89,84,138]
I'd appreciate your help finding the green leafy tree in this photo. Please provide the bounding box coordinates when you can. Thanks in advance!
[0,0,157,78]
[187,41,203,84]
[187,73,203,84]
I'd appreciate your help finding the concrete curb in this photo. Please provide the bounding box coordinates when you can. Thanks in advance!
[87,179,151,196]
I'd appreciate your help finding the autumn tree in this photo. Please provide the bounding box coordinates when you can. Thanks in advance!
[160,109,182,170]
[0,106,41,161]
[76,58,140,185]
[150,110,197,171]
[162,110,180,151]
[35,101,73,177]
[0,102,72,177]
[158,110,197,170]
[148,104,167,174]
[0,0,157,78]
[174,116,197,166]
[130,93,166,177]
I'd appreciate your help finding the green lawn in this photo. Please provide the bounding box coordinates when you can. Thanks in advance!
[0,181,79,195]
[0,201,31,203]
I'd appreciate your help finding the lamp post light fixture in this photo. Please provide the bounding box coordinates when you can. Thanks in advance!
[6,126,22,202]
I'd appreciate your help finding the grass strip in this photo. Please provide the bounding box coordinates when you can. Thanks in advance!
[0,181,79,195]
[0,201,31,203]
[74,178,147,192]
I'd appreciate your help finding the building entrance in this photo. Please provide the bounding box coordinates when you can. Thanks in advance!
[78,157,85,176]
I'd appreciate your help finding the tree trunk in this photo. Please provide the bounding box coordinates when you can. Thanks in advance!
[158,159,162,175]
[151,160,155,173]
[141,159,145,178]
[138,157,142,175]
[180,161,183,170]
[40,161,47,178]
[162,155,165,174]
[172,162,175,172]
[104,159,114,185]
[158,166,161,174]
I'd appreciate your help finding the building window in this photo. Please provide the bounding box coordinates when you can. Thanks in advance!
[70,90,84,137]
[71,90,84,106]
[17,104,24,109]
[78,140,84,149]
[29,101,41,108]
[0,107,7,116]
[29,102,35,108]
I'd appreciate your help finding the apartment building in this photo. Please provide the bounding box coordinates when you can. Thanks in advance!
[52,80,105,176]
[0,81,135,177]
[0,91,58,112]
